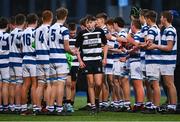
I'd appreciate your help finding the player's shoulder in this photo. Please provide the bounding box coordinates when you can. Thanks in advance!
[10,28,18,34]
[3,32,10,37]
[50,23,58,29]
[95,27,103,32]
[60,25,68,32]
[166,26,176,32]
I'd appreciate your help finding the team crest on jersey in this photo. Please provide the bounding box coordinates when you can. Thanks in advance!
[84,36,88,39]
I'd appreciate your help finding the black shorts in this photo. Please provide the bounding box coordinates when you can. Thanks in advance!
[70,66,79,81]
[83,60,103,74]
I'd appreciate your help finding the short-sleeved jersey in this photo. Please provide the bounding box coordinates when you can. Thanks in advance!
[102,26,108,34]
[21,27,36,64]
[35,24,50,64]
[49,23,69,64]
[161,25,177,66]
[9,28,23,67]
[69,37,79,67]
[140,24,149,60]
[145,25,161,64]
[75,28,107,61]
[106,32,117,68]
[0,31,10,68]
[114,29,128,61]
[129,31,141,63]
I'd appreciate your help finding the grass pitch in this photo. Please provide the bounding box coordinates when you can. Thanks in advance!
[0,96,180,121]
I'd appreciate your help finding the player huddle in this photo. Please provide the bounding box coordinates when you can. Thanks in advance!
[0,6,178,115]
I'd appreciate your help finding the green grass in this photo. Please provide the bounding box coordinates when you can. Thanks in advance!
[0,96,180,121]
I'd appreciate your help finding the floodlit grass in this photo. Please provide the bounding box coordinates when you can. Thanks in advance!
[0,96,180,121]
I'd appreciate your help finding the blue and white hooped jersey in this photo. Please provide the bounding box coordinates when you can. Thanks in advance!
[114,29,128,61]
[9,28,23,67]
[21,27,36,64]
[69,38,79,67]
[0,30,10,68]
[140,24,149,60]
[35,24,50,65]
[145,25,161,64]
[106,31,117,68]
[161,25,177,66]
[129,31,141,63]
[49,23,69,64]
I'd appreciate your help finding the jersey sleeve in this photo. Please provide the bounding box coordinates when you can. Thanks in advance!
[134,34,141,43]
[62,27,69,41]
[147,29,156,41]
[75,31,83,48]
[119,31,127,38]
[100,29,107,45]
[166,29,176,42]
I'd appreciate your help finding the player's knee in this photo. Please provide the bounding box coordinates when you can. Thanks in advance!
[66,82,71,88]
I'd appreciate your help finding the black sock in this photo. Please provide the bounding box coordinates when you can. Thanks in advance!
[95,98,99,109]
[71,101,74,106]
[66,99,71,104]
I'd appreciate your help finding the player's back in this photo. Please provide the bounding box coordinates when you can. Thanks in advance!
[22,27,36,61]
[35,24,50,62]
[0,30,10,66]
[9,28,23,63]
[0,31,10,54]
[49,23,69,63]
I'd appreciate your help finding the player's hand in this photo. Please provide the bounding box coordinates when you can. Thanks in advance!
[79,61,86,69]
[146,43,157,50]
[138,42,147,48]
[102,58,107,66]
[105,33,112,40]
[119,57,126,62]
[121,47,127,53]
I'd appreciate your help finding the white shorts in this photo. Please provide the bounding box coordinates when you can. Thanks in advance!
[37,64,50,83]
[10,66,22,77]
[0,67,10,83]
[105,59,114,75]
[50,63,69,82]
[104,67,113,75]
[130,61,143,80]
[146,64,160,81]
[23,64,37,77]
[141,60,146,72]
[113,61,123,76]
[160,64,175,76]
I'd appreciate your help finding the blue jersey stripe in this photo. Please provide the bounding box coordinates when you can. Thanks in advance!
[10,62,22,67]
[0,63,9,68]
[130,54,140,58]
[23,60,36,64]
[50,48,65,53]
[146,50,161,55]
[50,59,67,63]
[9,53,22,58]
[23,52,36,57]
[0,55,9,59]
[36,60,50,64]
[36,50,49,55]
[130,60,141,63]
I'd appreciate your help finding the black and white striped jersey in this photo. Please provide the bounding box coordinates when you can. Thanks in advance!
[75,28,107,61]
